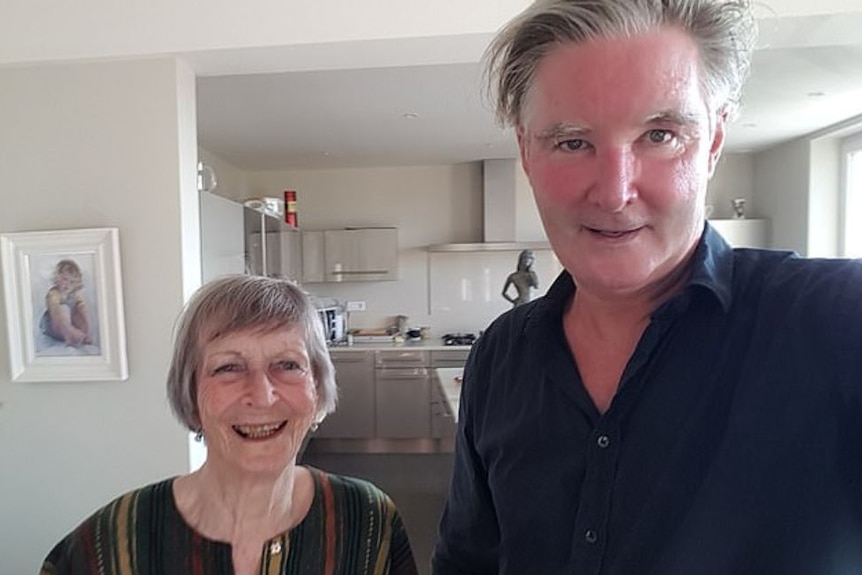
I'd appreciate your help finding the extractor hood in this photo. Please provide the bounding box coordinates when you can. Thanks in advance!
[428,159,551,252]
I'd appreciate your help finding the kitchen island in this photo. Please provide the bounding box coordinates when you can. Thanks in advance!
[434,367,463,423]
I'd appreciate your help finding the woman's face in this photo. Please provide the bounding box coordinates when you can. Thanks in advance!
[196,325,318,478]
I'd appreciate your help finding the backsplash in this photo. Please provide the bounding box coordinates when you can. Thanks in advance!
[306,248,562,338]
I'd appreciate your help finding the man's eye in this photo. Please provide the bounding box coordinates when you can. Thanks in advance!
[647,129,674,144]
[556,138,587,151]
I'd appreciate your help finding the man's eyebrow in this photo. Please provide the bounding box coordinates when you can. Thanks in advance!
[644,110,701,126]
[534,123,590,140]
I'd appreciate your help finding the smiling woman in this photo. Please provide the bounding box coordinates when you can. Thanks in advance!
[39,275,419,575]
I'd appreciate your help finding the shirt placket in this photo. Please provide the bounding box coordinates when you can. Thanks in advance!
[568,314,678,575]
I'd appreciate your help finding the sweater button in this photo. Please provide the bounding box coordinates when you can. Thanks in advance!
[585,529,598,544]
[597,434,610,449]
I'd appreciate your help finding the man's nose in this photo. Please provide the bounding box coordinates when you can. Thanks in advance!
[244,369,277,407]
[589,147,638,212]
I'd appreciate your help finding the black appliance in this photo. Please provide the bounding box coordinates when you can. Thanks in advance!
[442,333,477,346]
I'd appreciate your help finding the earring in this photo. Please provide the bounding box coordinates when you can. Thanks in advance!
[194,429,204,442]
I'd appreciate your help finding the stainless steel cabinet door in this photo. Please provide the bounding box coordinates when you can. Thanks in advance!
[315,351,375,438]
[324,228,398,282]
[375,367,431,438]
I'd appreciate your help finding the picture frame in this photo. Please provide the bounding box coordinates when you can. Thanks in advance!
[1,227,128,382]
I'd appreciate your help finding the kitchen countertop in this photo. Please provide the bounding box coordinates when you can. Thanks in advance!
[435,367,464,422]
[328,340,473,352]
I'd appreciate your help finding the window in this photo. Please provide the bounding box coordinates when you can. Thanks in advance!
[841,133,862,258]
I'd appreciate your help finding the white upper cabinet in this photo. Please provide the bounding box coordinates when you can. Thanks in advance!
[302,227,398,283]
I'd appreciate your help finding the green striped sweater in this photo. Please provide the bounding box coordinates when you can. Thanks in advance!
[39,467,419,575]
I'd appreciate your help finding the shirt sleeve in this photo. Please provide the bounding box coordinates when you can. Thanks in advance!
[389,506,420,575]
[38,529,87,575]
[432,341,500,575]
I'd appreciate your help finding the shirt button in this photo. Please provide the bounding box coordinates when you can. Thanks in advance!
[585,529,598,544]
[270,540,283,555]
[597,434,610,449]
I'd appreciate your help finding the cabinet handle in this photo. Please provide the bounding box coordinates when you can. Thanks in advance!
[329,270,390,275]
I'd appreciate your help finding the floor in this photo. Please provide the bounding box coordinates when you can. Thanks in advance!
[300,452,454,575]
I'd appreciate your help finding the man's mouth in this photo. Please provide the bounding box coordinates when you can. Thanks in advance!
[584,226,642,239]
[232,421,288,440]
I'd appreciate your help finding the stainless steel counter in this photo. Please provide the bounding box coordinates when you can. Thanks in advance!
[328,340,473,352]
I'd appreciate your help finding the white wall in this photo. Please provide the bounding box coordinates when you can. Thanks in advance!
[808,136,841,257]
[754,138,811,254]
[0,59,198,574]
[707,153,756,219]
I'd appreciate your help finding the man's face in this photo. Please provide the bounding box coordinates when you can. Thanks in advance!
[517,27,725,301]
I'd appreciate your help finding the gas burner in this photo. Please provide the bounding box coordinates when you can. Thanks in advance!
[442,333,477,346]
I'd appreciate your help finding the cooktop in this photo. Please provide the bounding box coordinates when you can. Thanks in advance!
[442,332,477,346]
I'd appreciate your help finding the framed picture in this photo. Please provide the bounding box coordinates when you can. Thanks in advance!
[1,228,128,382]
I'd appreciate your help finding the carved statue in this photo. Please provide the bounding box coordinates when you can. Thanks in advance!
[502,250,539,307]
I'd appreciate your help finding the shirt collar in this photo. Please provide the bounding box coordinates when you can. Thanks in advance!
[532,221,735,325]
[689,222,734,312]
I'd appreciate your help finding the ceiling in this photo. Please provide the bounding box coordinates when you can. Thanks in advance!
[195,10,862,171]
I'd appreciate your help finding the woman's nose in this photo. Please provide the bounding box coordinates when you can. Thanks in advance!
[244,369,277,407]
[589,147,638,212]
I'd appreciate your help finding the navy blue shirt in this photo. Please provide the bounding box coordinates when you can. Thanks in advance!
[433,225,862,575]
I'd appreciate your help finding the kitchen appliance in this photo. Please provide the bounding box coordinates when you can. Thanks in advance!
[442,332,477,346]
[317,305,346,344]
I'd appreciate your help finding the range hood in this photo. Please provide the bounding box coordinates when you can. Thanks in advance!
[428,159,551,252]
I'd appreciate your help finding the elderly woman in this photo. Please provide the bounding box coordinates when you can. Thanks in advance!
[40,275,419,575]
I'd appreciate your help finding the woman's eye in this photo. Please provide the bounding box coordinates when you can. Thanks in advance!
[274,360,306,374]
[212,363,241,375]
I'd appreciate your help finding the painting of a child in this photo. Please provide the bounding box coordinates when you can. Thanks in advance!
[34,257,100,356]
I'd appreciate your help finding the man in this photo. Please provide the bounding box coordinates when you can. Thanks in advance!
[432,1,862,574]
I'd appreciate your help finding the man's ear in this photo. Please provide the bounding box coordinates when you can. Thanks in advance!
[707,108,729,178]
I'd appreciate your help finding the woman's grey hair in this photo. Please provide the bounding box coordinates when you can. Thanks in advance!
[485,0,757,127]
[167,274,337,431]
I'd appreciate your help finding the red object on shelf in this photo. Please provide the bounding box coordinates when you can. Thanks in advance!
[284,190,298,227]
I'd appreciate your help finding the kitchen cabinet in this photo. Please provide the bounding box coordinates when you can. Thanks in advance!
[302,227,398,283]
[375,350,431,438]
[245,208,303,281]
[431,349,471,368]
[315,350,375,438]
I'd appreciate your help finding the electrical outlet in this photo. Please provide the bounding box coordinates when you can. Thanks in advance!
[346,300,366,312]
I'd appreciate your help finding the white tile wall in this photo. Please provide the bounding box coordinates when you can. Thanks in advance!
[429,249,562,333]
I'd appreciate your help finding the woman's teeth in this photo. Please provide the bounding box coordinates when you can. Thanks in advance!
[233,422,286,439]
